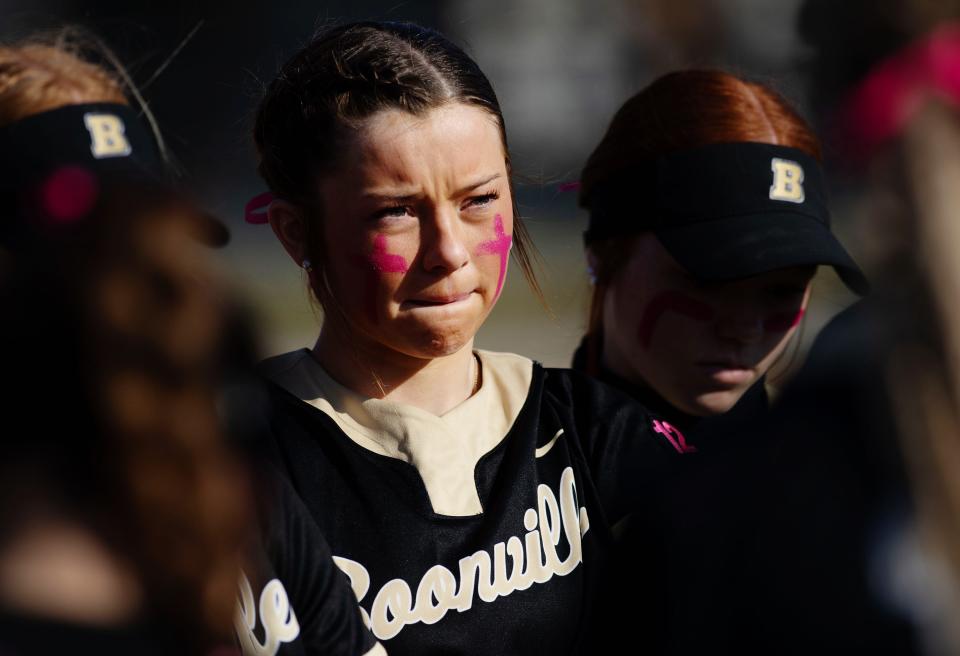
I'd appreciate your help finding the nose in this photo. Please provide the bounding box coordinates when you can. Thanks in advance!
[421,209,470,274]
[715,302,765,344]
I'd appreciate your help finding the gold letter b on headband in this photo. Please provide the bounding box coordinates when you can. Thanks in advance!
[83,113,132,159]
[769,158,805,203]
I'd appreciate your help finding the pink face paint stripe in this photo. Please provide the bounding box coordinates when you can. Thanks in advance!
[369,234,409,273]
[638,290,716,349]
[476,214,512,298]
[349,234,409,324]
[763,307,806,333]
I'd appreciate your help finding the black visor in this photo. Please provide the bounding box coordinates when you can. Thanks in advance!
[583,142,868,295]
[0,103,228,250]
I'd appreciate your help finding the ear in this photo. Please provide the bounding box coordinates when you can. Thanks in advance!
[267,199,308,266]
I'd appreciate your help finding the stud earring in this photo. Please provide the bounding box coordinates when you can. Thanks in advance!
[586,263,597,285]
[302,258,313,272]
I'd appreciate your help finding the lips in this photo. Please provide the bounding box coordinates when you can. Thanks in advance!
[403,292,473,308]
[696,360,754,385]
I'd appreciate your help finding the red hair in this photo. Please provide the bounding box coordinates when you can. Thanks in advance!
[579,70,822,374]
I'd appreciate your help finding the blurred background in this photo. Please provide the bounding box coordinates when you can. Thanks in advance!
[0,0,859,368]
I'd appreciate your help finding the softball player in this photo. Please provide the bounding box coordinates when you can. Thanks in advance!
[572,70,868,653]
[246,20,696,656]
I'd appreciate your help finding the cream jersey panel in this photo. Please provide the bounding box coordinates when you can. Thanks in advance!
[261,349,534,517]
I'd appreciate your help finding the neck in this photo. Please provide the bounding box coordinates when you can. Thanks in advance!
[313,326,478,416]
[598,345,700,427]
[599,344,654,398]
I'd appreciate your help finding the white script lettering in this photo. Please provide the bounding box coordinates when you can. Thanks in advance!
[235,572,301,656]
[335,466,590,641]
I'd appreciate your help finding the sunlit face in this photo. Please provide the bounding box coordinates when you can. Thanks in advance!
[315,103,513,360]
[601,234,814,416]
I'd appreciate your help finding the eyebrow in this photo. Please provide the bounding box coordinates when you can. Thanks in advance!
[451,173,502,198]
[362,173,503,203]
[362,187,421,203]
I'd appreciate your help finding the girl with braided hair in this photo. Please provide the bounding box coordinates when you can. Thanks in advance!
[247,20,691,655]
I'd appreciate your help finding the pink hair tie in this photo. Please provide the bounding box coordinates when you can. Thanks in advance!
[244,191,273,224]
[839,22,960,158]
[558,181,581,193]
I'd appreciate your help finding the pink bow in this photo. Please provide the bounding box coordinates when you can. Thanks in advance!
[244,191,273,224]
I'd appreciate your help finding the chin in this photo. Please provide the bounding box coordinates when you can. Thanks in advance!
[399,325,475,359]
[391,306,489,358]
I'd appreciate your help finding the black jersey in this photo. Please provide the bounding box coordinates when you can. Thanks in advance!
[583,381,777,655]
[238,469,384,656]
[253,349,686,655]
[572,338,781,654]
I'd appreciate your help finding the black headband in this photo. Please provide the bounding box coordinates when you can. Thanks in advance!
[0,103,162,194]
[0,103,228,249]
[583,142,829,244]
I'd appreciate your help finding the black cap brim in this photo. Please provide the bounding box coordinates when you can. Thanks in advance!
[655,212,869,295]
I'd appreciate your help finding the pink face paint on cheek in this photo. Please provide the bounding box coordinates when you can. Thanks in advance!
[369,234,409,273]
[763,307,806,333]
[637,290,716,349]
[475,214,513,298]
[348,234,410,323]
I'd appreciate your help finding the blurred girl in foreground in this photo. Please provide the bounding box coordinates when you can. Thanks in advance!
[0,36,241,654]
[0,34,380,655]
